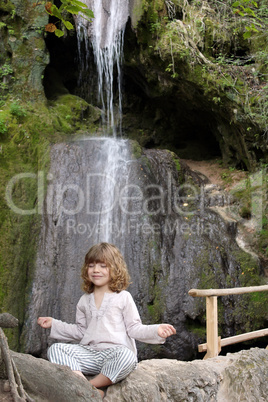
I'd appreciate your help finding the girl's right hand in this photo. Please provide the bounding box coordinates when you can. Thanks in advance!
[37,317,53,329]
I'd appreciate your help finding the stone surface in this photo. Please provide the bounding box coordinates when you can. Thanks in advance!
[10,351,101,402]
[0,313,18,328]
[6,0,49,99]
[104,348,268,402]
[129,0,143,29]
[0,348,266,402]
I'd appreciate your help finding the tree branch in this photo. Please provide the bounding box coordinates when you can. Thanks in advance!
[0,328,25,401]
[0,313,19,328]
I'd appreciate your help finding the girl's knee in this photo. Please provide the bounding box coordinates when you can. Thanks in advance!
[102,347,137,383]
[118,347,137,365]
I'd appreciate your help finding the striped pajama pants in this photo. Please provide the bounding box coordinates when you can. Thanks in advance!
[47,343,137,383]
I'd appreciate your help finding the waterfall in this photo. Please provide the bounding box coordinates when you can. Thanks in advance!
[74,1,131,244]
[76,0,129,135]
[81,137,131,243]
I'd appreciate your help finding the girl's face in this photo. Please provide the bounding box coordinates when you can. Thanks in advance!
[87,262,111,291]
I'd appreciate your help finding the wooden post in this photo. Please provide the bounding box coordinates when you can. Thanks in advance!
[189,286,268,357]
[204,296,218,359]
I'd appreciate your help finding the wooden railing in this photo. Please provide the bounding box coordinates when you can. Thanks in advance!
[188,285,268,359]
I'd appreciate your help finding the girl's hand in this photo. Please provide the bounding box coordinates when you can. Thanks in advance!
[158,324,176,338]
[37,317,53,329]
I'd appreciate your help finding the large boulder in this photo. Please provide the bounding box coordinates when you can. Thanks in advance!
[105,348,268,401]
[2,347,266,401]
[10,351,101,402]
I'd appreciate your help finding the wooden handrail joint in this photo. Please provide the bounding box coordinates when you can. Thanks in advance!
[188,285,268,359]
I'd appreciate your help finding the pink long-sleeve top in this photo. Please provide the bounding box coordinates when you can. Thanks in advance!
[50,290,165,356]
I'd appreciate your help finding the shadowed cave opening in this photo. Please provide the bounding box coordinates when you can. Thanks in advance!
[43,20,222,162]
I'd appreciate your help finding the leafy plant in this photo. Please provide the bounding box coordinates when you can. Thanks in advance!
[0,63,13,78]
[0,63,13,98]
[232,0,263,38]
[9,103,27,119]
[34,0,94,37]
[0,119,8,136]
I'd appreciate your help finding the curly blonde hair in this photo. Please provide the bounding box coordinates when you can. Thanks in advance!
[81,243,131,293]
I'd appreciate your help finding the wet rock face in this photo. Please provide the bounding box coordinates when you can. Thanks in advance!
[24,138,261,360]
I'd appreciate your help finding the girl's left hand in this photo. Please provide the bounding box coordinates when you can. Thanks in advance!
[158,324,176,338]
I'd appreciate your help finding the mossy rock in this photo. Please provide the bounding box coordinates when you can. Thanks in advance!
[50,94,101,126]
[129,139,143,159]
[0,0,14,13]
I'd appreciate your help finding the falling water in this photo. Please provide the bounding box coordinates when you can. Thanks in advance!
[76,0,129,135]
[83,137,131,243]
[74,1,131,242]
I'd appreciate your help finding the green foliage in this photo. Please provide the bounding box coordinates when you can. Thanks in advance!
[39,0,94,37]
[130,140,142,159]
[231,249,268,333]
[0,119,8,136]
[10,102,27,119]
[0,63,14,104]
[0,63,13,80]
[257,226,268,257]
[232,0,263,39]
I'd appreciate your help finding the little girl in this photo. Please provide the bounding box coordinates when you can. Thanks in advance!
[38,242,176,397]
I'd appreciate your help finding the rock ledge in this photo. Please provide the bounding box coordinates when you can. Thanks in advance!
[105,348,267,402]
[3,347,266,401]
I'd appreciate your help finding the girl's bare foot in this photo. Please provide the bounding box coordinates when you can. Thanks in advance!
[73,372,105,398]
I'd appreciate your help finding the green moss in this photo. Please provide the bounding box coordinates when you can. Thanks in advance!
[0,0,14,13]
[49,95,101,133]
[231,169,266,225]
[174,158,180,172]
[233,250,260,287]
[230,249,268,333]
[0,142,47,349]
[170,151,181,172]
[130,139,143,159]
[233,290,268,333]
[142,0,165,18]
[192,244,267,337]
[194,247,218,288]
[193,247,230,328]
[157,21,190,63]
[257,227,268,257]
[185,319,206,340]
[147,262,167,323]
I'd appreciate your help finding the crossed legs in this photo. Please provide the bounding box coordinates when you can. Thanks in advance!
[48,343,137,397]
